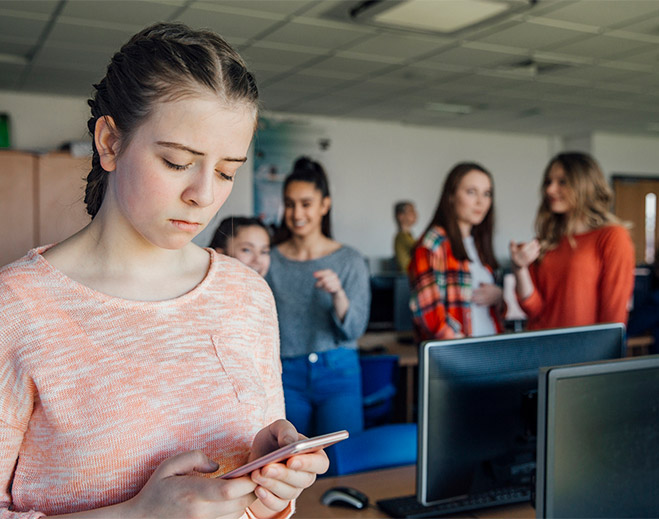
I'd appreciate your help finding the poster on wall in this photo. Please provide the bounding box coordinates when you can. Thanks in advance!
[253,117,329,226]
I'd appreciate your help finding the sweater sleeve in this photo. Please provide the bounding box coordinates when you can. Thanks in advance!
[330,253,371,342]
[0,422,44,519]
[517,263,544,319]
[408,244,459,340]
[258,284,286,424]
[597,226,635,325]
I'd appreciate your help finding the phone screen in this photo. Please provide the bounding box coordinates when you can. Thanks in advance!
[218,429,349,479]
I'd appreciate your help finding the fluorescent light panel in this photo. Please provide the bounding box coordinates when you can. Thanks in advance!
[374,0,511,33]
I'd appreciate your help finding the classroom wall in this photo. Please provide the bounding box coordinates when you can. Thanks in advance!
[1,90,565,264]
[592,132,659,177]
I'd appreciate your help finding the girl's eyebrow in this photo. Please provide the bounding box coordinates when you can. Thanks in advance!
[156,141,246,163]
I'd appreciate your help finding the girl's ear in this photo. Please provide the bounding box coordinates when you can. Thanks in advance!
[321,196,332,215]
[94,116,121,172]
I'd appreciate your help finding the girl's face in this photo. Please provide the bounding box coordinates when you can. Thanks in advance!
[283,181,330,238]
[544,163,573,214]
[224,225,271,276]
[453,170,493,230]
[101,94,255,251]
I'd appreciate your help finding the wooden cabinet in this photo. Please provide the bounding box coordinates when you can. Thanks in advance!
[1,150,90,267]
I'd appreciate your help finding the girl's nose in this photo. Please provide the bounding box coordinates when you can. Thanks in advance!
[184,169,215,207]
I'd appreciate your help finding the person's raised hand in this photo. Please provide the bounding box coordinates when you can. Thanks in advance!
[313,269,343,295]
[509,239,540,270]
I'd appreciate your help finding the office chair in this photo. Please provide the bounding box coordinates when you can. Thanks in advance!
[326,423,417,476]
[360,354,399,428]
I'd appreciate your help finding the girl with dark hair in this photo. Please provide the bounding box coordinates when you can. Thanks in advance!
[0,23,326,518]
[409,162,504,340]
[265,156,370,438]
[510,152,635,330]
[211,216,271,276]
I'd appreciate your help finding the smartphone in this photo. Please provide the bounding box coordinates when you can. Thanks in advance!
[218,429,349,479]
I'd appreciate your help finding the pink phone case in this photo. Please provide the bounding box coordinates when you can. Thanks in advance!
[218,429,349,479]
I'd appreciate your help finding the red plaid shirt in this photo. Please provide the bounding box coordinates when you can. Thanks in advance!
[408,225,503,340]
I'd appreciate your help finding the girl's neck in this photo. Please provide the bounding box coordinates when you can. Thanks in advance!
[280,233,340,261]
[43,218,209,301]
[458,221,472,238]
[568,216,590,235]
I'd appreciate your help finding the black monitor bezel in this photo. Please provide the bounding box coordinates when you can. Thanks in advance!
[536,354,659,518]
[417,323,626,507]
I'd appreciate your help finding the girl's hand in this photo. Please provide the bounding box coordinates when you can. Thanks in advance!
[313,269,349,321]
[509,239,540,269]
[472,283,503,307]
[313,269,343,295]
[124,450,257,519]
[247,420,329,519]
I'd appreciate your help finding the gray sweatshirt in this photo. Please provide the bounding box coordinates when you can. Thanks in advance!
[265,246,371,358]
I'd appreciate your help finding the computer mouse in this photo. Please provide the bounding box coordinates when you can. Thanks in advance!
[321,486,369,509]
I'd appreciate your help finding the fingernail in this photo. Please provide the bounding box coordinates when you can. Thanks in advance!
[263,466,279,477]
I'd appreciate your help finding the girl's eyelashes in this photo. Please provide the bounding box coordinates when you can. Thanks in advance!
[163,157,234,182]
[163,158,190,171]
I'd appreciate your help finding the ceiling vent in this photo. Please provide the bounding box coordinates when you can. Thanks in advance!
[500,58,573,77]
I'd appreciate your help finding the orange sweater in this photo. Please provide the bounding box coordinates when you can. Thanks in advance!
[0,247,285,517]
[520,225,635,330]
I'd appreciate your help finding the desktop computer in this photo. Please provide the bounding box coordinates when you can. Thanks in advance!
[536,354,659,518]
[377,324,626,518]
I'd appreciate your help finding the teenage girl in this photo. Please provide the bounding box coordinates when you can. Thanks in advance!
[0,23,326,518]
[211,216,271,276]
[409,162,504,339]
[266,157,370,438]
[510,152,635,330]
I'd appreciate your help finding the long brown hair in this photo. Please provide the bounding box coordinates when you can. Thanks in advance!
[421,162,498,268]
[536,152,622,254]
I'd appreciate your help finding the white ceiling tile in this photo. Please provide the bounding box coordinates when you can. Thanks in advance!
[341,32,452,61]
[549,33,652,59]
[60,0,182,26]
[192,0,315,17]
[176,5,281,41]
[538,0,659,29]
[476,19,589,50]
[241,43,321,70]
[259,19,369,50]
[419,45,520,69]
[0,11,49,41]
[301,55,394,77]
[0,0,59,15]
[46,20,137,48]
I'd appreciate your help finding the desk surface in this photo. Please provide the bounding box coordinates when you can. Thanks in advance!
[296,465,536,519]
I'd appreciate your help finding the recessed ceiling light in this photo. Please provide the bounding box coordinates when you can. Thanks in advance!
[349,0,532,35]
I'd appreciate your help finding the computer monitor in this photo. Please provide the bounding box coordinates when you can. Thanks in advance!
[536,354,659,518]
[417,323,626,509]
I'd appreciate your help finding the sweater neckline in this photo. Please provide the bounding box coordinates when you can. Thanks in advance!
[29,245,216,307]
[273,244,345,264]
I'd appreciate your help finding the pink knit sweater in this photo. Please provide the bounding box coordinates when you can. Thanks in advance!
[0,246,285,517]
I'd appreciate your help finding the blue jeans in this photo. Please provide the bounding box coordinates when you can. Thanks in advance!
[282,348,364,437]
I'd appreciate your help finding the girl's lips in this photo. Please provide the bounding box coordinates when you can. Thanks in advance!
[171,219,201,232]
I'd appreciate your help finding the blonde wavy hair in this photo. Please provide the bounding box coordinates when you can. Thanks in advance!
[536,152,623,255]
